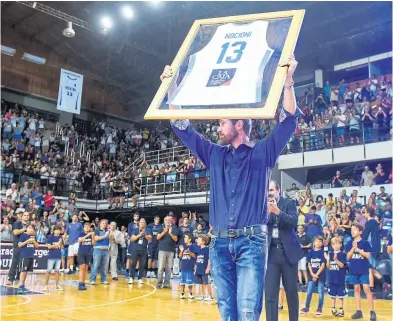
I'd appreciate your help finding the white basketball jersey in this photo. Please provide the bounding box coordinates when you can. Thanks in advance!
[168,20,273,106]
[58,75,79,110]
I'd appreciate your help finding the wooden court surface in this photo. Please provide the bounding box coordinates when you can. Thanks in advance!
[0,274,392,321]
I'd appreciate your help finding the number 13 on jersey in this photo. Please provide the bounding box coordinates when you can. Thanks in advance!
[217,41,247,64]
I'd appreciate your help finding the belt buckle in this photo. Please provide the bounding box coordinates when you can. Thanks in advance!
[228,229,237,238]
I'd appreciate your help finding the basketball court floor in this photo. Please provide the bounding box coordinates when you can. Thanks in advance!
[1,274,391,321]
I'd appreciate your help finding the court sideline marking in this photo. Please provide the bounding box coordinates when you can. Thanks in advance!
[1,283,157,316]
[1,295,32,308]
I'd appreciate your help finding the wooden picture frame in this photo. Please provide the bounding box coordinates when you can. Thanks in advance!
[144,9,305,120]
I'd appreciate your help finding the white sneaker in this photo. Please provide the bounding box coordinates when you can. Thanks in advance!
[64,269,69,274]
[138,279,143,285]
[42,285,49,292]
[151,272,157,278]
[128,278,133,284]
[180,292,185,299]
[204,296,214,301]
[90,281,96,285]
[196,296,204,301]
[146,271,151,278]
[55,285,64,291]
[188,293,195,299]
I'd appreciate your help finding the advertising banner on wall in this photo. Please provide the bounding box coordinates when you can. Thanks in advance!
[0,243,49,274]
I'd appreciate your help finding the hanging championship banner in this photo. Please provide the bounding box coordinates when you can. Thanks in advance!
[57,68,83,115]
[144,9,305,120]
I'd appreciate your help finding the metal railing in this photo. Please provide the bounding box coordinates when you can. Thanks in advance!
[2,169,211,211]
[138,124,391,162]
[144,146,191,165]
[3,168,389,211]
[283,124,391,154]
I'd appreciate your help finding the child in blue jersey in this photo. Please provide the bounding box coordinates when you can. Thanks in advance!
[345,223,376,321]
[327,237,346,317]
[78,223,95,290]
[17,224,39,294]
[178,232,196,299]
[193,234,213,301]
[44,226,63,292]
[300,236,326,316]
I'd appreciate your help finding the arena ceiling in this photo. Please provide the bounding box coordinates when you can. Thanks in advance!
[1,1,392,118]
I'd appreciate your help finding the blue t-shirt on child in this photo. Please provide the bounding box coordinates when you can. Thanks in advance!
[307,249,326,282]
[79,232,93,255]
[195,246,209,276]
[19,233,35,259]
[181,244,196,273]
[345,238,371,275]
[328,251,346,285]
[47,235,62,259]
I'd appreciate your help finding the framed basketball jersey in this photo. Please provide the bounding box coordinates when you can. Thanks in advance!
[145,9,305,120]
[168,21,273,106]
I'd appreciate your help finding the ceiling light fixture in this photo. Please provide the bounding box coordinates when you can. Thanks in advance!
[22,53,46,64]
[122,6,134,19]
[101,16,113,29]
[63,21,75,38]
[1,45,16,56]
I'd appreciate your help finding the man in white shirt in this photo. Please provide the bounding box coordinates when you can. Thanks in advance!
[6,183,19,202]
[335,109,347,146]
[361,166,374,187]
[108,222,122,280]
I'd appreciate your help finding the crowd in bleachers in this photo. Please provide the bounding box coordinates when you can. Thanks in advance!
[1,73,393,311]
[1,77,390,205]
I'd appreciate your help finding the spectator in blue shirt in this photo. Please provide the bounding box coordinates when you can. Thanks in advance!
[300,236,326,316]
[44,226,63,292]
[161,54,302,320]
[345,223,376,321]
[305,206,323,238]
[64,214,83,274]
[90,219,112,285]
[178,232,197,300]
[17,224,39,294]
[326,237,346,317]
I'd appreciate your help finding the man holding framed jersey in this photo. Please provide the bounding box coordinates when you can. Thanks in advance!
[160,54,302,321]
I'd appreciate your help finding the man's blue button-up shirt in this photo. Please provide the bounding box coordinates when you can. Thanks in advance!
[171,108,302,231]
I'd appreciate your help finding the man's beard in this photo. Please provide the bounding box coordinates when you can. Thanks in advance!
[218,129,237,146]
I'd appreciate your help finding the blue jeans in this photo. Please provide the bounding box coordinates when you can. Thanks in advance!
[209,233,267,321]
[90,248,109,283]
[305,280,325,310]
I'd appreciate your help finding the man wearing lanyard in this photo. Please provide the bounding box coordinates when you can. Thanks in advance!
[265,181,303,321]
[161,54,302,320]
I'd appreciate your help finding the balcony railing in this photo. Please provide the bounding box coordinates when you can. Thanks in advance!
[140,124,391,164]
[2,169,210,211]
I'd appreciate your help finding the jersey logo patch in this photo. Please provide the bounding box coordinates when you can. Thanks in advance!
[206,68,237,87]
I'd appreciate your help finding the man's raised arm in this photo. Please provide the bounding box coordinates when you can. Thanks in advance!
[254,55,303,167]
[161,65,221,168]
